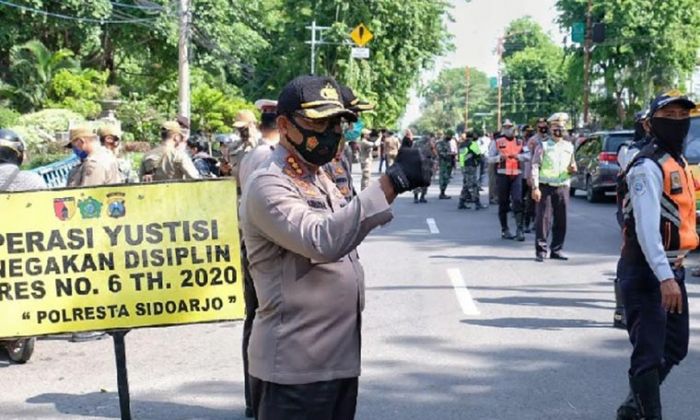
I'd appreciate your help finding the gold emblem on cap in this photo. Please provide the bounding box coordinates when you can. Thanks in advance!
[320,83,339,101]
[664,89,683,97]
[306,136,319,151]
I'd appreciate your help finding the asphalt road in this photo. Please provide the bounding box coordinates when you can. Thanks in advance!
[1,164,699,420]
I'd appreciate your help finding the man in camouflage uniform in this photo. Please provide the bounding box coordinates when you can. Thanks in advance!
[437,130,454,199]
[413,133,437,203]
[458,132,485,210]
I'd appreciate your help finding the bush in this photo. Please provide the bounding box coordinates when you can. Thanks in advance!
[25,153,68,169]
[0,107,20,127]
[13,108,84,154]
[46,69,108,118]
[119,97,164,143]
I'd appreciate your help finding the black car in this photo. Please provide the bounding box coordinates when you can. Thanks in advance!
[571,130,634,202]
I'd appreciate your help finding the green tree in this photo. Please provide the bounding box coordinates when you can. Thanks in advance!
[243,0,454,127]
[1,40,79,112]
[500,18,569,125]
[413,66,496,134]
[556,0,700,126]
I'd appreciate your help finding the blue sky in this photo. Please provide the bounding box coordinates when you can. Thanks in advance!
[401,0,566,127]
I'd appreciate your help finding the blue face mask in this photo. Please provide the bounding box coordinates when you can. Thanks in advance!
[72,146,88,160]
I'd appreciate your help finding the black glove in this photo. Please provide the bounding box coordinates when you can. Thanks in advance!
[386,148,433,194]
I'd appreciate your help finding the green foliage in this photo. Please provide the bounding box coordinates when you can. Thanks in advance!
[243,0,453,127]
[191,83,256,134]
[118,96,165,144]
[2,40,79,112]
[25,153,69,170]
[0,107,21,127]
[414,66,496,134]
[13,109,85,154]
[46,69,109,118]
[556,0,700,125]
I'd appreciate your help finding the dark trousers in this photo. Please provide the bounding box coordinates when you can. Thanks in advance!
[496,173,523,230]
[242,243,259,411]
[535,184,568,256]
[522,180,534,228]
[378,156,386,173]
[619,261,689,377]
[250,376,358,420]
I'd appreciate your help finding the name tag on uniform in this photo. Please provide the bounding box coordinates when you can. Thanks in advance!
[670,171,683,195]
[307,199,328,210]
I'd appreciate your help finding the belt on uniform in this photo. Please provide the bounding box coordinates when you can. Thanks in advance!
[667,251,688,268]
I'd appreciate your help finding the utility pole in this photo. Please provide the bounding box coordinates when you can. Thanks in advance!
[305,20,331,75]
[465,67,471,131]
[582,0,593,127]
[178,0,190,121]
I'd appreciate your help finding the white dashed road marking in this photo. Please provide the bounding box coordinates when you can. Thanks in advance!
[426,218,440,234]
[448,268,480,316]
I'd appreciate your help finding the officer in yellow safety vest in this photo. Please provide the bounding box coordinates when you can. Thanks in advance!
[614,91,697,420]
[530,118,576,262]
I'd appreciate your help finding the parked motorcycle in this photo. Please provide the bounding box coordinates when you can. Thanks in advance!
[1,338,35,364]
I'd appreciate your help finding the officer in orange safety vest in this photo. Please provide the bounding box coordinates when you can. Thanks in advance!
[615,91,697,420]
[487,119,528,240]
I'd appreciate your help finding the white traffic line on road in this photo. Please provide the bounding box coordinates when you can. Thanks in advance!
[447,268,480,316]
[426,218,440,234]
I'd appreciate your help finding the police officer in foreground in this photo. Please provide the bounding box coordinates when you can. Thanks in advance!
[615,91,697,420]
[613,110,652,329]
[240,75,430,419]
[140,121,200,182]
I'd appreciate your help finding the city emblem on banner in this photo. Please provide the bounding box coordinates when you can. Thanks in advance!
[78,196,103,219]
[53,197,76,221]
[107,192,126,219]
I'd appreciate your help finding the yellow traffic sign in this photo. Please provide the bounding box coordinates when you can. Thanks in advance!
[351,23,373,47]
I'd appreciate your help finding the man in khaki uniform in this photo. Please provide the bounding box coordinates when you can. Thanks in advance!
[65,125,119,342]
[97,125,137,183]
[359,128,379,190]
[140,121,200,182]
[384,131,400,169]
[66,126,120,187]
[240,75,431,419]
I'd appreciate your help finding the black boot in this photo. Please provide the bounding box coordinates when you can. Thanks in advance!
[414,193,419,204]
[630,370,662,420]
[515,213,525,241]
[501,229,515,240]
[419,192,428,203]
[458,200,467,209]
[614,278,626,329]
[616,391,639,420]
[439,189,451,199]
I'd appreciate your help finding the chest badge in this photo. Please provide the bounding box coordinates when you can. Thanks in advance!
[670,171,683,195]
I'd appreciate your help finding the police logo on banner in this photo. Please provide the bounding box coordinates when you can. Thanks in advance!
[53,197,76,221]
[107,192,126,218]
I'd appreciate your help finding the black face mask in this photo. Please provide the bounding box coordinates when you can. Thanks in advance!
[651,117,690,157]
[288,117,342,166]
[552,129,563,138]
[538,126,548,134]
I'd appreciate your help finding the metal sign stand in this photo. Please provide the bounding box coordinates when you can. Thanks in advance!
[110,330,132,420]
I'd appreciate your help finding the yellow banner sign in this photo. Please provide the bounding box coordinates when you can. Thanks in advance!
[0,179,244,338]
